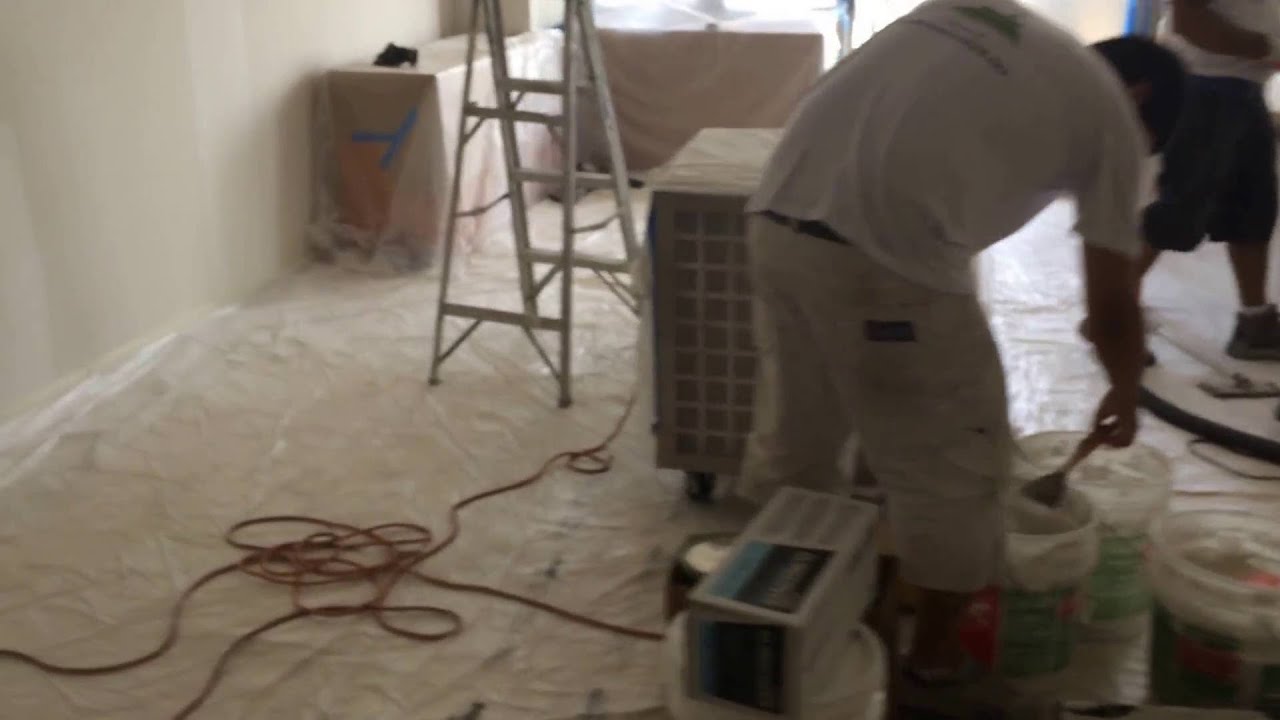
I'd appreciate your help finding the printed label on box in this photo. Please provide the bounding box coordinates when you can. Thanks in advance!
[710,541,832,614]
[695,620,786,714]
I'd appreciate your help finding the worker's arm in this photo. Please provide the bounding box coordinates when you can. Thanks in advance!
[1083,245,1144,447]
[1170,0,1271,60]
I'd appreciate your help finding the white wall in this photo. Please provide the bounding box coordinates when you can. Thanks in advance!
[1021,0,1126,42]
[448,0,534,34]
[0,0,449,417]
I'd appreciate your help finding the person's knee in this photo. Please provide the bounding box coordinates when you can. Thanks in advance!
[1143,200,1208,252]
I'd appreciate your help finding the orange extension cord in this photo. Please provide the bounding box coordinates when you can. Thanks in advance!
[0,393,664,719]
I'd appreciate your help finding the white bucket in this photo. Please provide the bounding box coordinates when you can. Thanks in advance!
[1019,432,1172,639]
[1148,510,1280,713]
[663,612,887,720]
[959,487,1100,679]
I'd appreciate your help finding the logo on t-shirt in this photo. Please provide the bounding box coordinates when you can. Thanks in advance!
[955,5,1023,43]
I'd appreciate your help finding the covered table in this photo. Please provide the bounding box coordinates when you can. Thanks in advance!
[310,32,563,272]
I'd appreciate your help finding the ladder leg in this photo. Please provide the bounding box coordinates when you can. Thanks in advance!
[578,1,639,267]
[430,0,485,385]
[486,0,540,318]
[557,0,581,408]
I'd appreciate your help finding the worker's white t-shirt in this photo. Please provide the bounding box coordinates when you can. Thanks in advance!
[746,0,1146,294]
[1158,0,1280,84]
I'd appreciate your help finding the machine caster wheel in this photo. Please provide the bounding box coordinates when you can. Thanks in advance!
[685,472,716,503]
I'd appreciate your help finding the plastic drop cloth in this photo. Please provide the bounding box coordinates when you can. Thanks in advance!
[4,186,1280,717]
[308,31,564,275]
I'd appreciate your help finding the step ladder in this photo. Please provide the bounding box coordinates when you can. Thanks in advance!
[428,0,640,408]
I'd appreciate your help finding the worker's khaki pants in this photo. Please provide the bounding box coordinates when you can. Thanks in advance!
[740,217,1011,594]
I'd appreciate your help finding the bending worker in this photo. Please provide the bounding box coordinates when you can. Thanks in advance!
[740,1,1185,717]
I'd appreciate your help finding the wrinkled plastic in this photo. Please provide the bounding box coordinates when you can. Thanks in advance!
[4,181,1280,716]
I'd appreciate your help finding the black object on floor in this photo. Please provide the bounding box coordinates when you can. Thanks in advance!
[684,471,715,503]
[1140,377,1280,466]
[374,43,419,68]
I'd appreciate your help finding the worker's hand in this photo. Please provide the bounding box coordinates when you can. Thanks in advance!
[1092,388,1138,448]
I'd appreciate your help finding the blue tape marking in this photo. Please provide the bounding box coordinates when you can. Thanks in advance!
[351,106,420,170]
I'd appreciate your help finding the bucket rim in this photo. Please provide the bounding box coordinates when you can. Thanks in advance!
[1150,509,1280,600]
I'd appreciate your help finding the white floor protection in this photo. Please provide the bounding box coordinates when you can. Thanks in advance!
[1,194,1279,719]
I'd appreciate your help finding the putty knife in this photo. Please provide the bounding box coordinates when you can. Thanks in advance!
[1021,431,1105,508]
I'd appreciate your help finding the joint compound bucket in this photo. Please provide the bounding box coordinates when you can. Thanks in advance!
[1148,510,1280,714]
[959,487,1100,679]
[1019,432,1172,639]
[663,612,887,720]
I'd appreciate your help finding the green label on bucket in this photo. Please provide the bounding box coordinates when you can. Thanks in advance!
[1088,535,1150,622]
[997,587,1079,678]
[1151,603,1243,708]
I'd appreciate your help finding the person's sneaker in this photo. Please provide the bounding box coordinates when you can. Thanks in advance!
[1226,305,1280,361]
[1077,316,1157,367]
[898,664,1060,720]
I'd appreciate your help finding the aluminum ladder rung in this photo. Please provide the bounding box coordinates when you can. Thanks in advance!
[513,168,614,189]
[521,248,629,273]
[500,78,570,95]
[440,303,564,332]
[465,104,564,127]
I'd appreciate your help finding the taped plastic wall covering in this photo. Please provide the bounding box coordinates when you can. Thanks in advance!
[308,31,564,275]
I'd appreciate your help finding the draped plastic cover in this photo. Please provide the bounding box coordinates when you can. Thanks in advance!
[3,170,1280,716]
[308,31,564,274]
[580,3,825,172]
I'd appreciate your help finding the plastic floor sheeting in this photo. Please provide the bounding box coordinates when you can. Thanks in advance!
[2,194,1279,719]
